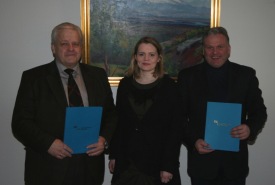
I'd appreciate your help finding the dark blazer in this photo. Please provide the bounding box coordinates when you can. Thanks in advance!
[110,75,183,185]
[12,61,117,185]
[178,61,267,180]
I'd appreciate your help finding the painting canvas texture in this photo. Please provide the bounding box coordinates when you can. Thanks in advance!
[89,0,211,77]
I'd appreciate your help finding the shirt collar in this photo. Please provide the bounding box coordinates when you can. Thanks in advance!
[55,60,81,78]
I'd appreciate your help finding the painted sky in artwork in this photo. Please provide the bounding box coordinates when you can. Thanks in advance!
[137,0,210,8]
[111,0,210,23]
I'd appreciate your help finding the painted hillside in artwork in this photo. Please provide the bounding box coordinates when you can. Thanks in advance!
[90,0,211,77]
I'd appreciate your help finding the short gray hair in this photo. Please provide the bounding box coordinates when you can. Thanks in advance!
[51,22,83,44]
[202,27,230,45]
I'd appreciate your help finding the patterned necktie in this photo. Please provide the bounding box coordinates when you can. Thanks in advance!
[64,69,83,107]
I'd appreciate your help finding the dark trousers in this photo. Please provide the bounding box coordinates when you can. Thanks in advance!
[191,177,246,185]
[62,154,99,185]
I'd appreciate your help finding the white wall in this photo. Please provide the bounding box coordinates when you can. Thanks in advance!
[1,0,274,184]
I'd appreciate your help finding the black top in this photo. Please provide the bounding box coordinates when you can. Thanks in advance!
[206,61,229,102]
[110,75,183,185]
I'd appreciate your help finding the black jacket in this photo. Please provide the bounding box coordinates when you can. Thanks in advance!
[12,61,117,185]
[178,61,267,180]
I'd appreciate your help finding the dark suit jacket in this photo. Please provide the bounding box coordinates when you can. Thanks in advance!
[12,61,117,185]
[110,75,183,185]
[178,61,267,180]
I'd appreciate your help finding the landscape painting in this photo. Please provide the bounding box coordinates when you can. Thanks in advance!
[87,0,215,80]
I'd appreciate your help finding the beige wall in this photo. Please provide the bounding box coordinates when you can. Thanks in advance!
[1,0,274,184]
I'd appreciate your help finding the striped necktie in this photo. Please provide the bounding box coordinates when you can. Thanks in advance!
[64,68,83,107]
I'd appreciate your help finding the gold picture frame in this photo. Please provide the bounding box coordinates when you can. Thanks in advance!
[81,0,220,86]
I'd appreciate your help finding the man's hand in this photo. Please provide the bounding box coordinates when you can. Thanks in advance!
[48,139,73,159]
[195,139,214,154]
[231,124,250,140]
[86,136,106,156]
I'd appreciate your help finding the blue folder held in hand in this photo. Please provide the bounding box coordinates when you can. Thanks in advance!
[204,102,242,152]
[64,106,102,154]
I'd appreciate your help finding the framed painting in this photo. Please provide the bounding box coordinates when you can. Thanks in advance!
[81,0,220,86]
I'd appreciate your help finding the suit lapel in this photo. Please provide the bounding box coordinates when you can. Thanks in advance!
[198,63,209,103]
[46,62,68,107]
[80,64,97,106]
[227,62,239,101]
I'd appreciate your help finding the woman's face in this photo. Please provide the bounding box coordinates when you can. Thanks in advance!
[135,43,160,73]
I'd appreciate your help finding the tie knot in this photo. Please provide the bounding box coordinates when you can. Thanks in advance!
[64,68,74,76]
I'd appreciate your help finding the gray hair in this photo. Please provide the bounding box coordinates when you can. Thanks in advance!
[202,27,230,45]
[51,22,83,44]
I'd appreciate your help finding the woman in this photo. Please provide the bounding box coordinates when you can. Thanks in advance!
[109,37,183,185]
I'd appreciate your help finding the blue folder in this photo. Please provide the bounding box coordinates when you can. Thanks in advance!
[204,102,242,152]
[64,106,102,154]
